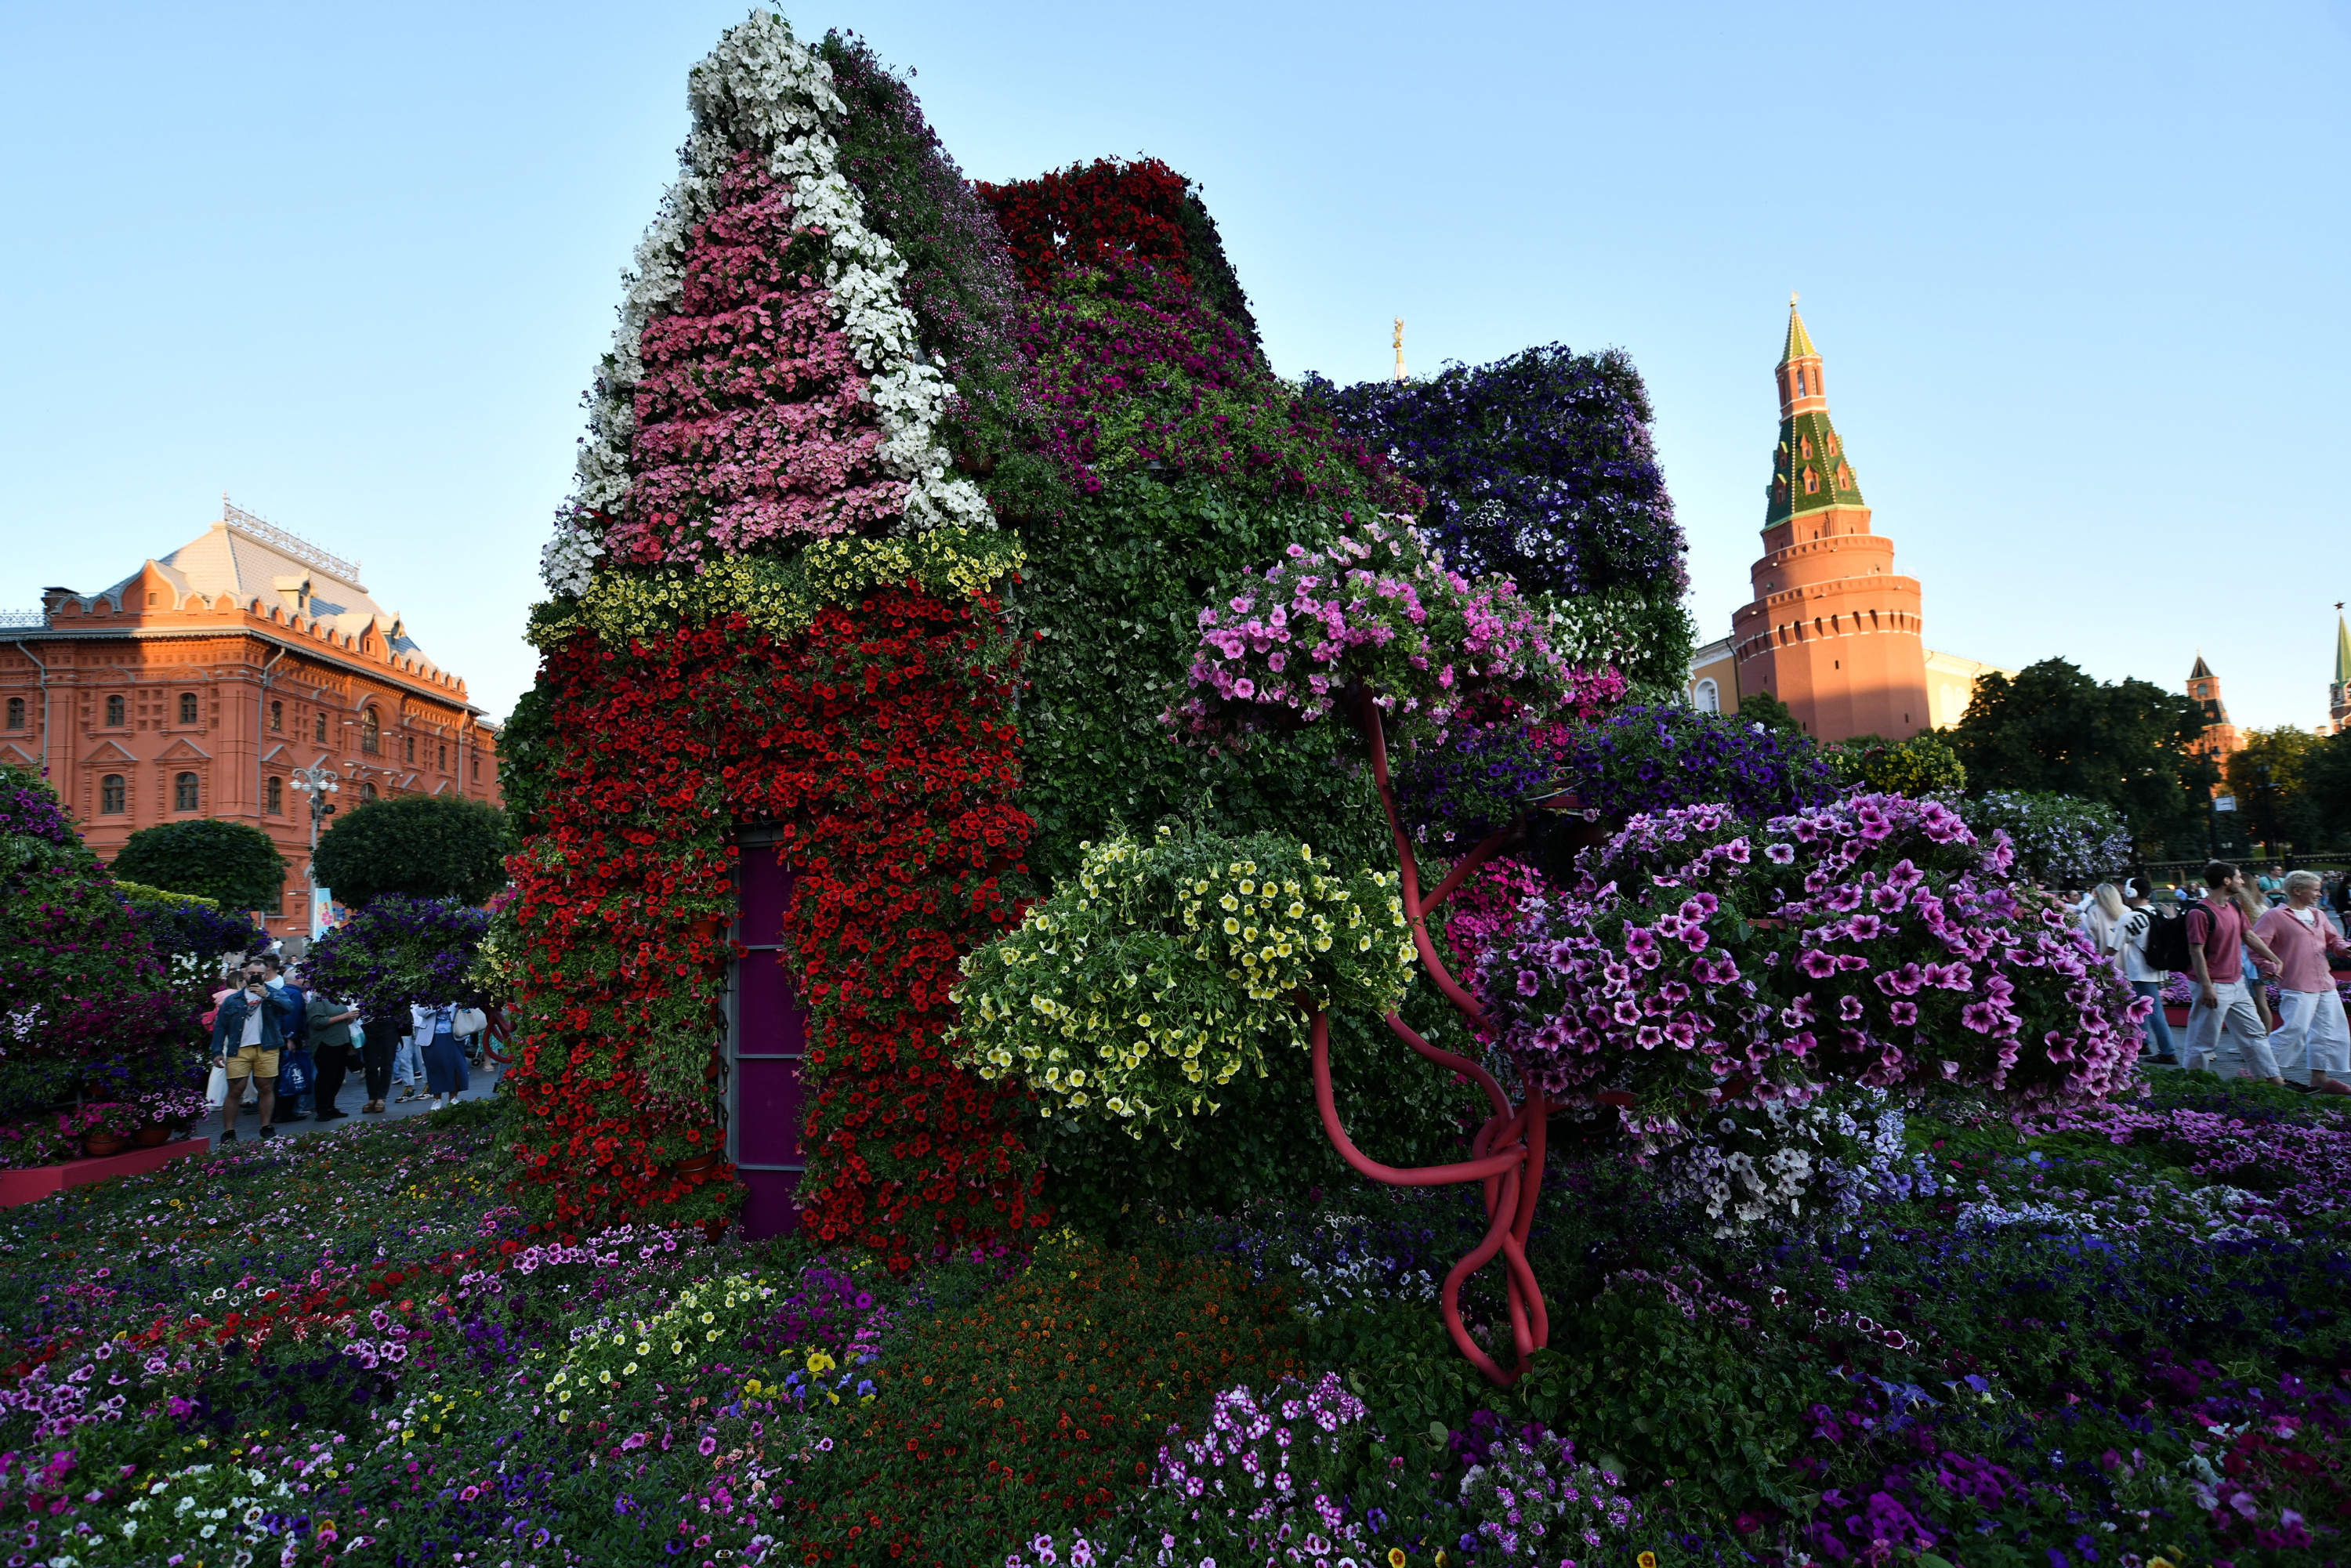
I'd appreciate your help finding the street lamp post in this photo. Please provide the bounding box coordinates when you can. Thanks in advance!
[288,766,341,937]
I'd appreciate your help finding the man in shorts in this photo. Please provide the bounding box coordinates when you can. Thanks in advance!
[209,954,298,1143]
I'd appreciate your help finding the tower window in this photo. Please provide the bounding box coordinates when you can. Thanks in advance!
[1799,435,1812,458]
[174,773,199,812]
[100,775,125,815]
[1804,468,1820,494]
[266,777,283,814]
[106,694,125,727]
[270,700,283,733]
[178,693,197,724]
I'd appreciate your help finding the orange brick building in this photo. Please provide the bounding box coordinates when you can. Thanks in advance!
[0,502,499,937]
[1728,302,1933,744]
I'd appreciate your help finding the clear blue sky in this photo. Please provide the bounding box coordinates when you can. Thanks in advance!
[3,2,2346,732]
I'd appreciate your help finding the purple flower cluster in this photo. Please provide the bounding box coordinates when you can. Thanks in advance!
[1166,514,1625,751]
[1551,704,1841,823]
[303,893,493,1022]
[1303,344,1687,602]
[1479,795,2145,1126]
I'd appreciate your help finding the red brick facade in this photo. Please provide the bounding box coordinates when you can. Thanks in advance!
[0,507,498,936]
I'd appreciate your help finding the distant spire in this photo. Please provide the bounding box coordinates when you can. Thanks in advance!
[1780,292,1818,366]
[2190,652,2215,680]
[2335,610,2351,687]
[1393,317,1406,384]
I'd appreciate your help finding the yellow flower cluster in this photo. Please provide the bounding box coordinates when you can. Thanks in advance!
[952,827,1415,1143]
[528,528,1026,648]
[542,1273,773,1422]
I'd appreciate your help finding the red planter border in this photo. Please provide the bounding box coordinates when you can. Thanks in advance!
[0,1139,210,1208]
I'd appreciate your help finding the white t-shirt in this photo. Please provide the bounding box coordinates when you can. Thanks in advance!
[2116,907,2160,983]
[240,991,267,1048]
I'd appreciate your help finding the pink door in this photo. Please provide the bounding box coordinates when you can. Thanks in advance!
[730,835,806,1237]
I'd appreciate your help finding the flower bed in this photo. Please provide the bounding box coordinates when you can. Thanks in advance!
[0,1074,2336,1565]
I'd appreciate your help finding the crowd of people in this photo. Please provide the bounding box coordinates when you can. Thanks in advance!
[2071,861,2351,1095]
[203,950,489,1142]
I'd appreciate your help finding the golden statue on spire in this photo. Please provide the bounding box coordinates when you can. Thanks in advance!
[1393,317,1406,383]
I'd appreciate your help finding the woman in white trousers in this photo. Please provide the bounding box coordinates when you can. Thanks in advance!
[2252,871,2351,1095]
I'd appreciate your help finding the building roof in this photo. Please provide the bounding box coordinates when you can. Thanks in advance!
[2335,614,2351,687]
[1780,302,1819,366]
[2190,654,2215,680]
[66,502,442,678]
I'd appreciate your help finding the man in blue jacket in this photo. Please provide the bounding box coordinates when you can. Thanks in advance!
[210,954,298,1143]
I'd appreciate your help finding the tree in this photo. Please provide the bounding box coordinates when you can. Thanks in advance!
[2223,725,2326,856]
[313,794,511,906]
[2305,725,2351,848]
[1734,688,1805,737]
[109,818,286,911]
[1946,658,2209,851]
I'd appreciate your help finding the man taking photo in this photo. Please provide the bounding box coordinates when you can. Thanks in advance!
[210,954,298,1143]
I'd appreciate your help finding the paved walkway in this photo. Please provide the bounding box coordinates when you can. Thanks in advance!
[208,1055,508,1148]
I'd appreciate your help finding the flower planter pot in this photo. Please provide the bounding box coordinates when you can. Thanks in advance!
[82,1132,129,1159]
[132,1125,170,1148]
[2164,1005,2190,1028]
[674,1151,723,1178]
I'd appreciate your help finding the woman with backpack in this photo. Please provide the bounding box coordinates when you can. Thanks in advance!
[2117,876,2179,1064]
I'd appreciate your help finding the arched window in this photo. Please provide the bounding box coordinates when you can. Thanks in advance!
[315,712,327,744]
[178,693,197,724]
[270,701,283,733]
[404,734,415,763]
[3,697,20,730]
[1799,435,1812,458]
[266,777,283,815]
[360,708,380,754]
[106,694,125,727]
[173,773,199,811]
[438,742,447,770]
[100,775,125,815]
[1803,468,1820,494]
[1694,678,1721,715]
[363,781,379,802]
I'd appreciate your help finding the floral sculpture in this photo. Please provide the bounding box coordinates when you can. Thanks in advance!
[964,515,1614,1383]
[509,13,1042,1259]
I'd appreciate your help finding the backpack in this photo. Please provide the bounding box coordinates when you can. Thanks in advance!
[2140,905,2193,974]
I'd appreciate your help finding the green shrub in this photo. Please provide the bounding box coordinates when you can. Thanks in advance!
[107,817,285,910]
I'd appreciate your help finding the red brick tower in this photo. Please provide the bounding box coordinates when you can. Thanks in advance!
[1731,301,1932,742]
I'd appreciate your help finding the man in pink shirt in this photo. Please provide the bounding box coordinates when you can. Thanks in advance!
[2253,870,2351,1094]
[2183,861,2284,1081]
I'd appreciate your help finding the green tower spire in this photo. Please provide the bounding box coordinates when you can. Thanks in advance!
[1765,302,1864,527]
[2335,612,2351,688]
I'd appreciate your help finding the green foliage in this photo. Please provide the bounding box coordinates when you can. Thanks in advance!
[1947,657,2210,849]
[1030,992,1488,1240]
[1828,730,1968,796]
[1736,687,1804,736]
[955,827,1413,1139]
[313,792,512,906]
[107,817,286,910]
[495,681,555,838]
[1006,475,1391,880]
[2306,722,2351,848]
[794,1233,1305,1563]
[2223,722,2329,852]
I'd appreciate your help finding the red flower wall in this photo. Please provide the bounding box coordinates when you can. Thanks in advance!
[506,586,1043,1267]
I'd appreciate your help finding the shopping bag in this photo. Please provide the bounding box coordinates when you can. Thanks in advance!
[205,1064,229,1108]
[280,1050,313,1097]
[455,1008,488,1037]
